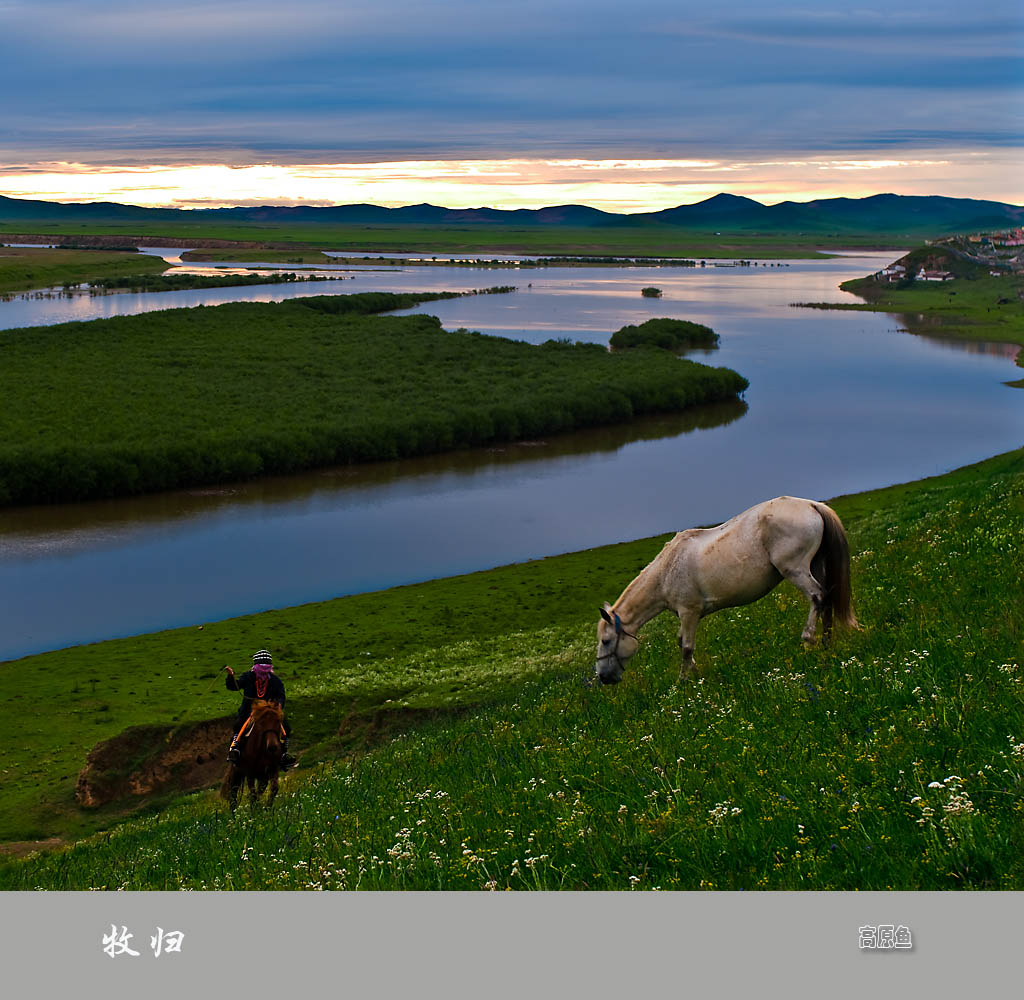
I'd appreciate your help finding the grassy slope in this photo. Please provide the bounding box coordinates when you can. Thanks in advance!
[0,527,663,843]
[1,447,1022,888]
[0,247,169,294]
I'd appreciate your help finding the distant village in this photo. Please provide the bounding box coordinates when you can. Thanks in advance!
[871,227,1024,283]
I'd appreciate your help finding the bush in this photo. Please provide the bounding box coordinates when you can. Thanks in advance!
[610,318,719,352]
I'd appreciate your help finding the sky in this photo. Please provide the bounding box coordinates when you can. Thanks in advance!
[1,0,1021,212]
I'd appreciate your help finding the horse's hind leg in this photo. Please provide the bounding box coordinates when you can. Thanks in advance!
[773,561,826,643]
[800,595,823,644]
[771,541,826,644]
[676,608,700,679]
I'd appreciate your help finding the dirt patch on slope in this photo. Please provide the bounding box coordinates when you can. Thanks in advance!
[75,716,235,808]
[0,837,64,858]
[72,702,476,812]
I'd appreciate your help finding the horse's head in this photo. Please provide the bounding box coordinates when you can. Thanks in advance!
[247,701,284,763]
[595,603,639,684]
[250,699,283,725]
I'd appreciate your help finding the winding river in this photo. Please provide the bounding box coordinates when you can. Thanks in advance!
[1,250,1021,662]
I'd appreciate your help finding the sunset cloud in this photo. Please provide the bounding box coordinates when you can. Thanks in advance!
[0,151,1017,212]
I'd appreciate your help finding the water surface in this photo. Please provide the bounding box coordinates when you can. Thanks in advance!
[1,252,1020,661]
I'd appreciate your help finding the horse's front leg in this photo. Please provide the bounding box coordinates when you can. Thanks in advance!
[677,609,700,679]
[267,775,279,807]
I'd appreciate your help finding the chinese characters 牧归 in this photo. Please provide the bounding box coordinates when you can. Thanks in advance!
[101,924,184,958]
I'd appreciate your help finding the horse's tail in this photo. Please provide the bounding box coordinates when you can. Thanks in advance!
[811,502,860,632]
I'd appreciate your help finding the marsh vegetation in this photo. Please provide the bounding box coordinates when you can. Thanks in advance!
[0,292,747,505]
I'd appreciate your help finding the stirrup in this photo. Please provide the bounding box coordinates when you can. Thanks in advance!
[227,747,241,763]
[280,753,296,771]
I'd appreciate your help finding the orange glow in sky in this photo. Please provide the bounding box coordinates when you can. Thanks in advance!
[1,150,1020,211]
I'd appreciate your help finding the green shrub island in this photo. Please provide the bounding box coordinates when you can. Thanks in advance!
[610,317,719,352]
[0,293,747,505]
[84,271,340,292]
[641,286,662,297]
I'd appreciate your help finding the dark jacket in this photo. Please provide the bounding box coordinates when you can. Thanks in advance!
[227,669,287,724]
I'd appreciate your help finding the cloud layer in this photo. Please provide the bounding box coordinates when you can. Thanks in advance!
[2,0,1021,205]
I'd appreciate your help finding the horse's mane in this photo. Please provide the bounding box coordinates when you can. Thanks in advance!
[250,700,284,729]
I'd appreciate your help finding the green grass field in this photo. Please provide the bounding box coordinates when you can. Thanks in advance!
[0,292,746,506]
[0,247,169,294]
[1,221,900,259]
[1,447,1021,888]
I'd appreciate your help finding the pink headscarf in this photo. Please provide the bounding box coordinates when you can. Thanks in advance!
[251,649,274,677]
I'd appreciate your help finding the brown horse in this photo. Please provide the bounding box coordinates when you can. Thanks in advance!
[221,700,286,810]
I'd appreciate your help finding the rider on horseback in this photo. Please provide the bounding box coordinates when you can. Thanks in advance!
[225,649,296,770]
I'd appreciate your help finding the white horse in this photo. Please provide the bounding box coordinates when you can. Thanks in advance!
[595,496,859,684]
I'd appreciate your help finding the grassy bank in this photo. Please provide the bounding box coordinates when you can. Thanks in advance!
[0,292,747,506]
[1,447,1021,887]
[795,268,1024,372]
[0,247,169,294]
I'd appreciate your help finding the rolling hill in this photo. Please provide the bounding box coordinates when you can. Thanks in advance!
[1,192,1020,237]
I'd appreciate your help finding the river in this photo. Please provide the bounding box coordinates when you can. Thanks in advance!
[1,250,1020,661]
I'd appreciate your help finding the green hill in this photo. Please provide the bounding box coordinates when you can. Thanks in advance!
[1,448,1021,889]
[2,192,1020,240]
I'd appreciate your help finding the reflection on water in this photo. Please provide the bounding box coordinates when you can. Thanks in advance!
[136,247,194,264]
[894,315,1023,362]
[0,251,891,333]
[1,250,1021,662]
[1,401,747,559]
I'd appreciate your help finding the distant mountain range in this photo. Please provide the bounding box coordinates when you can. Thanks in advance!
[1,192,1021,236]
